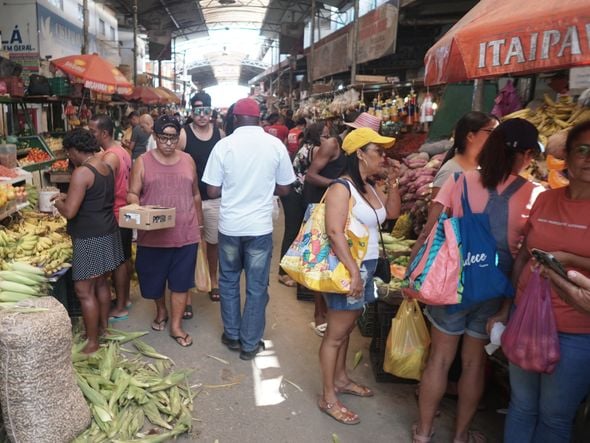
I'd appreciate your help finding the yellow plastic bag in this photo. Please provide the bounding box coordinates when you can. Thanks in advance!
[383,298,430,381]
[195,242,211,293]
[280,195,368,294]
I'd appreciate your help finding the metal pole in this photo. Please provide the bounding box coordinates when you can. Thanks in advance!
[308,0,316,92]
[173,37,177,93]
[82,0,89,54]
[289,55,293,109]
[350,0,360,85]
[182,51,187,107]
[132,0,138,86]
[472,79,484,111]
[158,59,162,87]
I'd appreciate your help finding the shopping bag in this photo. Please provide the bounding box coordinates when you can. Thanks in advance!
[280,190,368,294]
[195,242,211,293]
[501,269,560,374]
[449,177,514,312]
[383,298,431,380]
[405,211,463,305]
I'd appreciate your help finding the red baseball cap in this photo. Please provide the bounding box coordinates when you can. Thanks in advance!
[233,98,260,117]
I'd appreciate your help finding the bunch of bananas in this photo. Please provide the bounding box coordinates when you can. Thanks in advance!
[0,213,72,275]
[503,95,590,144]
[27,237,73,276]
[25,184,39,209]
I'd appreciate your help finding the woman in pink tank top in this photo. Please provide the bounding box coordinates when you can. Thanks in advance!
[128,115,204,348]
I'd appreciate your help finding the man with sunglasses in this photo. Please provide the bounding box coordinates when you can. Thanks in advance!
[178,92,225,310]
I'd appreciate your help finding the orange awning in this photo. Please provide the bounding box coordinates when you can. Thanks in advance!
[424,0,590,85]
[51,54,133,95]
[124,86,167,105]
[156,86,181,105]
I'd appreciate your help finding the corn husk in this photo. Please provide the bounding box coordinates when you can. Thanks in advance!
[72,335,195,441]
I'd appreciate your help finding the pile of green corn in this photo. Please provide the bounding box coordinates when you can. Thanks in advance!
[0,262,49,310]
[72,329,196,442]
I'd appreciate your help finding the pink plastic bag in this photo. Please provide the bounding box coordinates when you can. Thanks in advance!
[501,269,560,374]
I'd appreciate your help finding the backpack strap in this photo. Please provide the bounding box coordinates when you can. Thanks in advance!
[497,175,527,198]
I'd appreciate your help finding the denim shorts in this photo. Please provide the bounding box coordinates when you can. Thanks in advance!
[424,297,504,340]
[136,243,197,299]
[323,259,377,311]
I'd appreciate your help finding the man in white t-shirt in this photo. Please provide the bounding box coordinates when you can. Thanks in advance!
[203,98,295,360]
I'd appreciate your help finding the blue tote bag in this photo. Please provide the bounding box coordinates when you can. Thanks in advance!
[448,177,514,312]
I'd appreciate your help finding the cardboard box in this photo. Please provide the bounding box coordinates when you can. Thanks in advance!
[119,204,175,230]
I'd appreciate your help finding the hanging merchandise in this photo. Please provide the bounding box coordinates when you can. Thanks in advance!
[406,88,416,126]
[491,80,522,118]
[419,93,434,124]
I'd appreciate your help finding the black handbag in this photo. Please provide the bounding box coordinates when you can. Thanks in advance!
[27,74,51,96]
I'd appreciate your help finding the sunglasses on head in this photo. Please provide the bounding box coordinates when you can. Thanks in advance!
[192,106,212,116]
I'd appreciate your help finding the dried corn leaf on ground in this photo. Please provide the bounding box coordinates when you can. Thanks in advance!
[72,330,197,442]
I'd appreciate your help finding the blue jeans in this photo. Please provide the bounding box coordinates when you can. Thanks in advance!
[505,332,590,443]
[218,232,273,352]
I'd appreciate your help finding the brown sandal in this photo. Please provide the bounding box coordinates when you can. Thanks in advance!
[318,399,360,425]
[335,381,374,397]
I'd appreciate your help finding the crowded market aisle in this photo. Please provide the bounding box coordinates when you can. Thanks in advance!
[113,214,504,443]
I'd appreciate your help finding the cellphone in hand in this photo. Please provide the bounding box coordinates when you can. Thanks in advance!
[531,248,570,281]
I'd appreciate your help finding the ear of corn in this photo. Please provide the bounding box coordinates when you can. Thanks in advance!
[73,336,194,441]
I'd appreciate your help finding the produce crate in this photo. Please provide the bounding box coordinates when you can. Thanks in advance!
[50,270,69,309]
[17,136,55,172]
[48,77,71,96]
[296,283,316,302]
[50,269,81,317]
[357,302,376,337]
[0,76,24,97]
[369,298,416,384]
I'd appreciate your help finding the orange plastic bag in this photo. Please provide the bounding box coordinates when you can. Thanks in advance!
[195,242,211,293]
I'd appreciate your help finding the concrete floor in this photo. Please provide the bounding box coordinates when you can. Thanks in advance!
[114,219,505,443]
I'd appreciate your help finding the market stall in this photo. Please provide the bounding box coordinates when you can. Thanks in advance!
[424,0,590,86]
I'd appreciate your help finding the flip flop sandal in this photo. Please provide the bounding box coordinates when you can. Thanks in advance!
[183,305,193,319]
[278,275,296,287]
[335,382,374,397]
[171,333,193,347]
[317,399,360,425]
[108,313,129,323]
[209,288,220,302]
[151,317,168,331]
